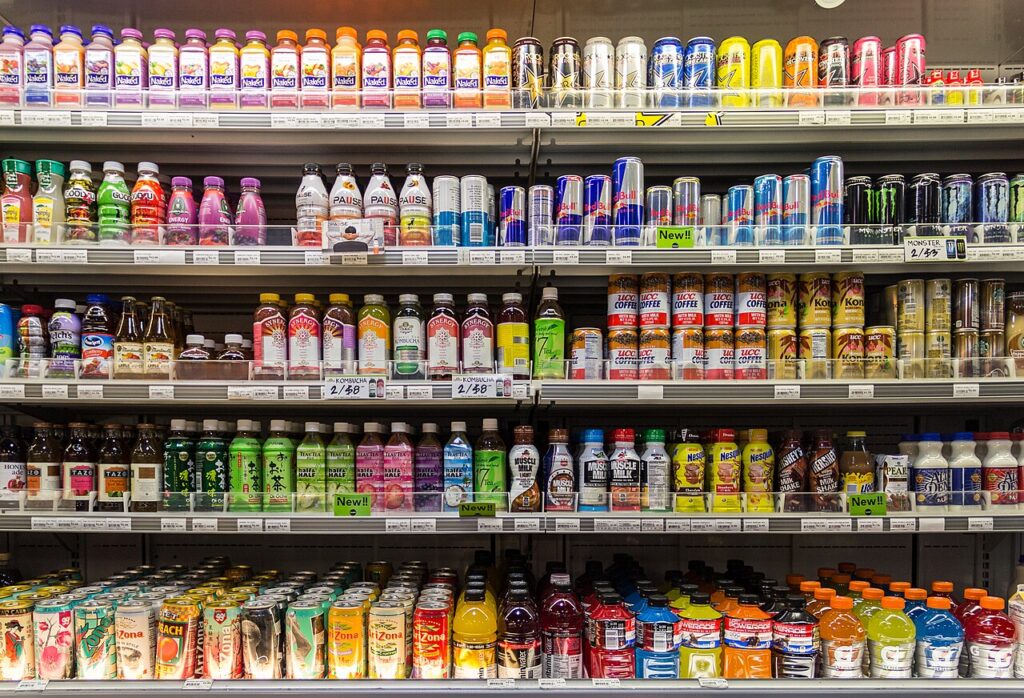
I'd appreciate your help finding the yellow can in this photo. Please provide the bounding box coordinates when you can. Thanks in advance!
[832,271,865,326]
[898,330,925,379]
[767,327,798,380]
[750,39,783,107]
[328,600,367,679]
[925,278,952,332]
[865,326,897,379]
[672,436,706,513]
[799,327,832,380]
[926,330,952,378]
[717,37,751,108]
[897,279,925,332]
[797,273,832,327]
[742,429,774,513]
[833,325,866,379]
[766,274,797,328]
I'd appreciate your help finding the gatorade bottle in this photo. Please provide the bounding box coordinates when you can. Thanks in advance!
[904,588,928,618]
[931,581,958,613]
[888,581,911,598]
[817,567,837,586]
[589,591,635,678]
[807,588,836,619]
[678,592,723,678]
[819,595,865,678]
[954,587,988,625]
[856,587,885,624]
[541,573,584,678]
[867,596,915,678]
[799,580,821,603]
[871,574,892,593]
[848,581,870,608]
[771,594,818,678]
[913,596,963,678]
[635,594,681,678]
[964,596,1015,678]
[831,574,851,596]
[453,584,498,678]
[722,593,772,678]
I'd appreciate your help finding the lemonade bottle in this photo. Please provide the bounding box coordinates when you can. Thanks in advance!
[913,596,963,678]
[239,30,270,109]
[84,24,114,107]
[742,428,774,512]
[301,29,330,109]
[32,159,65,244]
[270,30,299,109]
[819,595,865,678]
[53,24,84,106]
[867,596,915,678]
[114,28,147,107]
[482,28,511,109]
[709,428,741,512]
[393,30,422,109]
[722,593,772,678]
[453,32,482,108]
[331,27,361,108]
[362,30,391,109]
[678,591,723,678]
[672,430,706,512]
[209,28,239,109]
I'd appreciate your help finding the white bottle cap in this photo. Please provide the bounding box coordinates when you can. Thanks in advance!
[103,161,125,173]
[391,422,406,433]
[225,333,243,344]
[236,419,253,432]
[452,421,466,432]
[483,418,498,431]
[221,421,234,433]
[170,419,187,431]
[333,422,351,434]
[399,294,418,304]
[54,298,76,310]
[69,160,92,172]
[186,334,205,345]
[138,161,159,174]
[252,421,262,432]
[203,339,216,349]
[270,419,287,431]
[202,419,219,431]
[364,422,380,433]
[186,420,199,433]
[305,421,320,432]
[542,286,558,300]
[422,423,438,434]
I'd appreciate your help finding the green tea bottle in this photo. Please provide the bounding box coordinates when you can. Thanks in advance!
[195,419,227,511]
[474,418,507,507]
[228,419,263,512]
[532,286,565,379]
[263,419,296,512]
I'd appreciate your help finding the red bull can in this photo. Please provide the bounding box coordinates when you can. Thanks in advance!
[683,36,716,107]
[645,186,673,227]
[672,177,700,228]
[612,156,644,246]
[650,36,684,108]
[753,174,782,246]
[725,185,754,246]
[851,36,881,105]
[584,175,612,246]
[554,175,583,245]
[896,34,926,105]
[783,174,810,245]
[810,156,844,245]
[498,186,527,247]
[529,184,553,245]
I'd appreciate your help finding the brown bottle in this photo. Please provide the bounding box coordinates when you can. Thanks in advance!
[62,422,96,512]
[777,430,808,512]
[113,296,144,379]
[165,301,180,352]
[130,423,162,513]
[839,430,874,494]
[809,429,841,512]
[177,333,211,381]
[216,333,249,381]
[508,425,541,512]
[143,297,175,379]
[97,424,129,513]
[26,422,60,502]
[323,293,357,375]
[0,426,25,494]
[253,293,287,380]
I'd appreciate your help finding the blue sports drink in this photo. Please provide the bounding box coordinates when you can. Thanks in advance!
[783,174,810,245]
[725,185,755,246]
[754,174,783,246]
[975,172,1010,244]
[498,185,527,246]
[649,37,684,108]
[684,36,716,107]
[554,174,583,245]
[584,175,612,246]
[811,155,844,245]
[635,595,681,678]
[913,597,963,679]
[613,156,644,246]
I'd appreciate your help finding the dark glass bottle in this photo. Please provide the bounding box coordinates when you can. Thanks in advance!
[62,422,96,512]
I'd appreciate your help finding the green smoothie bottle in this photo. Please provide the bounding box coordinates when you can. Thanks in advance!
[327,422,356,498]
[296,422,327,512]
[532,286,565,379]
[97,161,131,245]
[263,419,296,512]
[161,419,195,512]
[195,419,227,511]
[474,418,507,507]
[228,419,263,512]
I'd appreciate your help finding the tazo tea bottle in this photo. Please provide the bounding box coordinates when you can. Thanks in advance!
[609,428,641,512]
[509,425,541,512]
[130,423,162,513]
[26,423,60,501]
[475,419,506,507]
[97,424,128,513]
[62,422,96,512]
[542,428,574,512]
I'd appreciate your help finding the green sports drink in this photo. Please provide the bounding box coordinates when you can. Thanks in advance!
[162,419,194,511]
[228,419,263,512]
[263,419,296,512]
[474,418,506,506]
[867,596,916,678]
[195,419,228,511]
[296,422,327,512]
[96,161,131,245]
[326,422,355,499]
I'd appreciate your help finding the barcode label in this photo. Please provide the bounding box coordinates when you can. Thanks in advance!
[470,224,484,244]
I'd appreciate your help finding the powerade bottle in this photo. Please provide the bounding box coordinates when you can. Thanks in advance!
[771,594,818,678]
[635,594,680,678]
[867,595,915,678]
[723,593,772,678]
[228,419,263,512]
[678,592,722,678]
[914,596,964,678]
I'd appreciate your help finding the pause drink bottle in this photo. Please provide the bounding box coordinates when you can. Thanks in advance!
[914,596,963,678]
[867,596,915,678]
[965,596,1014,678]
[819,595,865,678]
[722,593,772,678]
[678,592,723,678]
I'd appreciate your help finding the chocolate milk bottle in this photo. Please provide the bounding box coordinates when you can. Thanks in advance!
[777,430,808,512]
[809,429,841,512]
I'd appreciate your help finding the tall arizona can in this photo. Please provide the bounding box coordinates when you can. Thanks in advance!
[75,599,116,679]
[115,599,156,679]
[33,597,74,679]
[797,273,832,327]
[368,601,407,679]
[766,274,797,328]
[286,599,326,679]
[327,599,366,679]
[203,601,242,679]
[155,596,201,679]
[0,599,34,679]
[412,600,450,679]
[832,271,865,326]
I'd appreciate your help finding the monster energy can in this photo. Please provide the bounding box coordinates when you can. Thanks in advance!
[75,600,116,679]
[1010,173,1024,242]
[844,176,875,244]
[286,599,327,678]
[876,173,906,244]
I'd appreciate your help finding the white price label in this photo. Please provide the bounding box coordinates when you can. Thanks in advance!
[539,678,566,689]
[642,518,665,532]
[514,518,541,532]
[5,248,32,263]
[968,517,994,531]
[142,112,194,128]
[266,519,291,532]
[402,250,429,265]
[848,384,874,399]
[857,518,883,532]
[160,518,187,532]
[665,519,691,532]
[469,249,497,265]
[555,518,580,532]
[192,518,218,532]
[884,110,913,124]
[192,113,220,128]
[904,236,965,262]
[914,108,964,124]
[77,384,103,399]
[597,519,641,533]
[553,249,580,265]
[405,385,432,400]
[80,111,109,127]
[826,518,853,532]
[325,114,360,129]
[403,113,430,129]
[60,249,88,264]
[359,114,386,129]
[512,382,530,400]
[339,252,368,266]
[237,519,264,532]
[498,250,527,265]
[797,110,825,125]
[743,519,769,532]
[149,385,174,400]
[698,677,728,689]
[303,250,326,265]
[800,519,828,532]
[182,678,213,690]
[919,517,945,532]
[192,250,220,265]
[711,249,737,264]
[386,383,403,399]
[851,248,880,264]
[324,377,385,400]
[41,384,69,400]
[637,384,664,401]
[22,110,73,126]
[605,249,632,265]
[592,678,621,687]
[282,386,310,401]
[15,679,48,691]
[30,518,59,531]
[105,518,131,531]
[446,113,473,128]
[227,385,254,400]
[269,114,298,128]
[877,248,907,263]
[953,383,980,399]
[411,518,437,532]
[715,519,742,532]
[251,386,278,401]
[890,517,917,532]
[475,113,501,128]
[814,248,842,264]
[0,384,25,400]
[453,375,511,399]
[524,113,551,127]
[478,518,504,533]
[774,385,801,400]
[690,519,715,532]
[758,249,786,264]
[487,678,516,689]
[134,249,187,265]
[234,250,260,265]
[386,518,411,533]
[825,110,851,126]
[0,110,15,125]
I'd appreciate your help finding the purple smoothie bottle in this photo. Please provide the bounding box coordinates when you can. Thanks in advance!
[166,177,198,245]
[234,177,267,245]
[414,422,444,511]
[198,176,232,246]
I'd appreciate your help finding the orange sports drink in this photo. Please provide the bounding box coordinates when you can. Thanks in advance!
[799,580,821,602]
[807,587,837,619]
[784,36,818,107]
[819,595,866,678]
[722,593,772,678]
[482,29,511,109]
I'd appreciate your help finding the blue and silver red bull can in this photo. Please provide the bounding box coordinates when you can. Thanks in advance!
[529,184,554,245]
[725,185,755,246]
[810,155,844,245]
[612,156,644,246]
[753,174,783,245]
[460,175,491,247]
[432,175,461,246]
[701,193,722,246]
[941,173,972,237]
[975,172,1010,244]
[498,186,527,247]
[782,174,810,245]
[684,36,716,107]
[583,175,612,246]
[672,177,700,227]
[554,175,584,245]
[649,36,684,108]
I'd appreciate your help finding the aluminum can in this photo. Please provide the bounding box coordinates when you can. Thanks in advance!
[115,599,156,679]
[716,36,750,108]
[818,36,850,106]
[954,328,980,378]
[368,601,407,679]
[981,278,1006,331]
[941,173,973,237]
[202,601,242,679]
[975,172,1010,244]
[955,278,980,331]
[488,184,496,241]
[612,157,644,246]
[34,597,74,679]
[799,327,832,380]
[649,36,684,107]
[851,36,881,105]
[570,328,603,380]
[412,600,450,679]
[549,37,581,108]
[782,174,810,245]
[897,278,926,332]
[583,36,614,108]
[554,175,583,245]
[784,36,819,107]
[432,175,460,247]
[683,36,716,107]
[645,185,673,231]
[832,271,865,326]
[498,186,527,247]
[767,327,798,380]
[240,599,280,679]
[608,274,639,328]
[881,46,897,86]
[671,327,705,380]
[844,176,875,244]
[898,330,926,379]
[926,330,953,378]
[639,328,671,380]
[285,599,326,679]
[702,193,724,246]
[810,156,844,245]
[833,325,866,379]
[615,36,648,108]
[512,37,544,109]
[876,173,906,243]
[606,328,639,380]
[459,175,490,247]
[528,184,554,245]
[797,273,832,327]
[896,34,926,105]
[925,278,952,332]
[751,39,783,107]
[75,600,116,679]
[1011,173,1024,242]
[735,272,767,327]
[672,177,700,228]
[704,273,735,327]
[1008,292,1024,371]
[909,172,941,237]
[154,597,201,680]
[671,272,704,327]
[754,174,783,245]
[639,272,671,328]
[734,327,767,380]
[766,274,797,328]
[865,326,896,379]
[725,185,755,246]
[583,175,612,246]
[327,599,366,679]
[0,600,34,679]
[705,327,735,379]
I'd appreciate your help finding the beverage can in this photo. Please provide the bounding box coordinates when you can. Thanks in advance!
[865,326,897,379]
[955,278,980,331]
[684,36,716,107]
[554,175,583,245]
[608,274,639,329]
[832,271,865,326]
[981,278,1006,331]
[767,328,798,380]
[203,601,242,679]
[368,602,407,679]
[549,37,581,109]
[704,273,735,327]
[734,327,766,380]
[705,327,735,380]
[941,173,973,237]
[782,174,810,245]
[432,175,460,246]
[898,330,926,379]
[925,278,952,332]
[671,272,704,327]
[499,186,527,247]
[818,36,850,96]
[459,175,490,247]
[897,278,926,332]
[583,175,612,246]
[834,326,866,379]
[638,328,670,380]
[926,331,953,379]
[326,601,366,679]
[895,34,926,105]
[612,157,644,246]
[810,156,844,245]
[784,36,818,106]
[766,274,797,328]
[799,327,832,380]
[797,273,832,327]
[606,329,639,380]
[717,36,750,108]
[725,185,754,246]
[845,176,876,244]
[286,600,326,679]
[570,328,603,380]
[512,37,544,109]
[735,272,767,327]
[615,36,647,108]
[672,177,701,227]
[0,600,33,679]
[645,185,673,229]
[412,601,449,679]
[528,184,554,246]
[754,174,783,244]
[852,36,881,105]
[672,327,705,381]
[751,38,783,107]
[639,273,670,328]
[583,36,613,108]
[650,36,684,108]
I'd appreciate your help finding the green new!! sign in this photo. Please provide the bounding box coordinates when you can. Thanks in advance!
[655,226,696,248]
[848,492,887,517]
[333,493,372,517]
[458,502,496,517]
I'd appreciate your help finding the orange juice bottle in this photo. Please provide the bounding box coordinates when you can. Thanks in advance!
[239,30,270,109]
[482,28,511,109]
[53,24,84,106]
[453,32,482,108]
[271,30,300,108]
[301,29,330,109]
[392,30,422,109]
[722,593,772,678]
[331,26,361,108]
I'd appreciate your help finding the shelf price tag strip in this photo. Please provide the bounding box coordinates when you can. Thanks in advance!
[452,375,512,399]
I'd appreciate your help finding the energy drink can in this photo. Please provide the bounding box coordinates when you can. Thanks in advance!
[702,193,723,246]
[459,175,490,247]
[549,37,581,108]
[782,174,810,245]
[981,278,1006,331]
[925,278,952,332]
[672,177,700,228]
[954,278,980,331]
[851,36,881,105]
[880,45,897,105]
[34,598,74,679]
[909,172,941,237]
[754,174,782,245]
[975,172,1010,244]
[512,37,544,109]
[583,36,614,108]
[615,36,648,108]
[896,34,926,105]
[810,155,844,245]
[844,176,874,244]
[941,173,973,237]
[327,600,366,679]
[612,156,644,246]
[75,600,116,679]
[203,601,243,679]
[240,599,280,679]
[650,36,684,108]
[115,600,156,679]
[1010,173,1024,242]
[645,185,673,229]
[897,278,926,333]
[725,185,754,246]
[583,175,612,246]
[818,36,850,105]
[784,36,819,107]
[498,186,527,247]
[554,175,583,245]
[717,36,750,108]
[528,184,554,246]
[432,175,461,247]
[876,173,906,243]
[683,36,716,107]
[286,599,326,679]
[751,38,783,107]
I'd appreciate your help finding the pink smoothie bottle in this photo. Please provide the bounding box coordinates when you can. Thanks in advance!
[383,422,414,512]
[166,177,198,245]
[178,29,209,108]
[234,177,266,246]
[198,176,232,246]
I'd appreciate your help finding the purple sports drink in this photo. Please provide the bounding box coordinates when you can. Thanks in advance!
[555,175,583,245]
[584,175,612,246]
[198,176,232,246]
[234,177,267,246]
[166,177,198,246]
[414,424,444,511]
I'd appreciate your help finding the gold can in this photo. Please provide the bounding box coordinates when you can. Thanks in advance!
[1007,292,1024,371]
[926,331,952,378]
[328,600,367,679]
[767,328,798,380]
[368,601,407,679]
[606,327,639,380]
[831,272,865,326]
[766,274,797,328]
[155,597,201,680]
[897,331,925,379]
[570,327,603,380]
[639,327,671,380]
[954,328,980,378]
[798,327,832,379]
[925,278,952,332]
[865,325,896,379]
[833,325,866,379]
[897,279,925,332]
[882,284,898,328]
[734,327,767,380]
[0,599,34,679]
[797,273,832,327]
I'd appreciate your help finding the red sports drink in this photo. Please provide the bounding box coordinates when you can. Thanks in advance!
[851,36,881,106]
[589,592,636,678]
[964,596,1015,678]
[895,33,926,105]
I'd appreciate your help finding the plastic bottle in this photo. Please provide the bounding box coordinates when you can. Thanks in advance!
[97,161,131,246]
[608,428,641,512]
[498,582,542,678]
[634,594,681,678]
[453,32,482,108]
[641,429,671,512]
[422,29,451,108]
[475,419,506,507]
[984,432,1018,508]
[84,25,114,106]
[708,428,742,512]
[809,429,841,512]
[542,427,574,512]
[2,159,33,243]
[329,163,363,223]
[194,418,228,510]
[288,293,321,380]
[914,596,963,678]
[426,293,459,380]
[48,298,80,378]
[178,29,209,108]
[818,594,865,678]
[354,423,384,511]
[913,432,950,510]
[79,294,114,379]
[239,30,270,109]
[931,581,957,613]
[393,30,422,109]
[262,420,295,512]
[382,422,414,511]
[965,596,1015,678]
[462,293,494,374]
[721,593,772,678]
[331,26,361,109]
[541,573,584,678]
[252,293,286,379]
[482,29,511,108]
[364,162,399,247]
[296,422,327,512]
[413,423,443,512]
[398,163,432,246]
[0,303,15,366]
[23,25,54,106]
[357,294,390,375]
[0,26,25,106]
[508,425,541,513]
[300,29,330,109]
[362,30,391,109]
[578,429,610,512]
[95,423,126,512]
[949,432,983,510]
[269,30,299,108]
[114,28,147,107]
[325,422,355,501]
[391,293,425,379]
[453,584,498,678]
[196,176,231,246]
[209,28,239,108]
[322,293,356,375]
[741,428,774,512]
[679,591,723,678]
[228,419,263,512]
[131,162,165,246]
[32,159,66,244]
[443,421,473,511]
[53,25,84,106]
[165,177,198,246]
[904,588,928,618]
[807,587,837,619]
[147,28,177,108]
[589,591,635,678]
[839,430,874,493]
[772,594,818,678]
[533,286,566,379]
[867,595,915,678]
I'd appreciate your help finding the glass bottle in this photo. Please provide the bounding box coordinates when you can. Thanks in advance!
[427,292,460,380]
[130,423,161,513]
[177,334,210,381]
[62,422,96,512]
[462,293,494,374]
[393,293,425,379]
[0,426,26,495]
[26,422,59,501]
[497,292,529,379]
[217,333,248,381]
[143,296,174,379]
[97,424,128,513]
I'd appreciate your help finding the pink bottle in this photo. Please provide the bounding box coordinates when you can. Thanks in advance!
[356,422,385,512]
[234,177,266,246]
[383,422,414,512]
[964,596,1015,678]
[166,177,198,246]
[540,573,585,678]
[198,176,232,246]
[178,29,209,108]
[0,26,26,106]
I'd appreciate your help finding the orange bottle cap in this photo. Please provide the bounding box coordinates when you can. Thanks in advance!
[931,581,954,594]
[276,30,298,43]
[305,28,327,42]
[814,588,837,601]
[832,574,851,584]
[980,596,1005,610]
[926,596,951,610]
[854,568,875,578]
[849,581,870,592]
[881,596,904,610]
[367,29,388,42]
[486,28,507,42]
[831,595,854,610]
[889,582,911,593]
[964,587,988,601]
[871,574,892,586]
[397,29,419,43]
[800,581,822,593]
[862,588,884,600]
[817,567,837,579]
[905,588,927,601]
[786,574,805,586]
[336,26,358,40]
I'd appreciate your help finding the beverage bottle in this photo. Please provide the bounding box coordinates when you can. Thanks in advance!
[498,582,542,678]
[807,587,836,619]
[392,293,425,379]
[262,419,296,512]
[331,26,361,109]
[494,292,529,379]
[640,429,671,512]
[679,591,723,678]
[198,176,232,246]
[414,423,443,511]
[930,581,957,612]
[798,580,821,604]
[475,419,506,507]
[61,422,95,512]
[296,422,327,512]
[62,160,96,244]
[239,30,270,109]
[364,162,399,247]
[740,428,774,512]
[83,24,114,107]
[53,24,84,107]
[541,573,584,678]
[955,586,988,684]
[129,423,162,513]
[533,287,566,379]
[914,596,963,678]
[26,422,58,501]
[112,296,143,379]
[984,432,1018,508]
[228,419,263,512]
[97,161,131,245]
[913,432,950,510]
[635,594,682,678]
[113,27,147,107]
[609,428,641,512]
[269,30,299,109]
[382,422,414,511]
[165,177,198,245]
[831,574,851,596]
[130,162,165,246]
[0,425,26,496]
[1010,585,1024,677]
[47,297,80,378]
[443,420,474,511]
[904,588,928,618]
[253,293,287,379]
[453,32,482,108]
[840,430,874,493]
[178,29,209,108]
[326,422,355,500]
[426,293,460,380]
[300,29,330,109]
[809,429,841,512]
[393,30,422,109]
[147,28,177,108]
[965,596,1015,678]
[0,26,25,106]
[709,428,742,512]
[819,594,865,678]
[362,30,391,109]
[357,294,390,376]
[142,296,174,379]
[453,584,499,678]
[2,158,33,244]
[292,163,329,247]
[716,585,743,616]
[462,293,494,374]
[508,425,541,512]
[866,595,915,678]
[16,304,47,377]
[323,293,356,374]
[355,422,385,511]
[777,429,809,512]
[329,162,363,224]
[288,293,321,380]
[422,29,451,108]
[772,594,818,678]
[398,163,432,246]
[722,593,772,678]
[32,159,66,244]
[578,428,610,511]
[482,29,511,109]
[542,427,574,512]
[23,25,54,106]
[870,574,892,594]
[589,591,635,678]
[95,424,126,512]
[208,28,239,108]
[194,419,228,511]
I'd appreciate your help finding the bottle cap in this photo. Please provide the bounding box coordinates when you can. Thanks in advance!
[612,428,634,444]
[336,26,357,40]
[990,431,1010,440]
[214,28,236,40]
[171,419,187,431]
[926,596,952,610]
[171,176,192,188]
[871,574,892,586]
[889,581,911,594]
[817,567,837,579]
[717,428,736,442]
[202,419,219,431]
[397,29,418,43]
[69,159,92,172]
[186,334,204,345]
[541,286,559,300]
[295,293,315,303]
[919,432,941,441]
[225,334,242,344]
[422,423,438,434]
[813,587,836,601]
[548,428,568,442]
[103,161,125,174]
[364,422,380,433]
[391,422,407,433]
[426,29,448,42]
[54,298,76,310]
[305,28,327,42]
[203,339,216,349]
[303,422,320,432]
[451,421,466,432]
[433,292,454,304]
[862,588,884,600]
[328,293,350,304]
[235,419,253,432]
[267,419,284,431]
[333,422,351,433]
[832,574,851,585]
[582,428,604,443]
[831,595,854,610]
[785,574,805,587]
[277,29,298,42]
[240,177,260,188]
[643,428,665,443]
[854,567,875,579]
[931,580,954,594]
[467,292,487,304]
[881,596,904,610]
[457,31,478,44]
[482,418,498,431]
[399,294,418,304]
[486,28,507,42]
[366,29,388,42]
[846,430,867,437]
[184,28,207,41]
[647,594,668,607]
[364,294,384,304]
[513,425,533,443]
[501,292,522,304]
[800,580,821,593]
[905,588,927,601]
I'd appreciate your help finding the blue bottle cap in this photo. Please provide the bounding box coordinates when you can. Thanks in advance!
[2,26,25,40]
[59,25,82,38]
[952,432,975,441]
[91,24,114,38]
[901,434,918,441]
[29,24,53,37]
[582,428,604,443]
[86,294,109,304]
[919,433,941,441]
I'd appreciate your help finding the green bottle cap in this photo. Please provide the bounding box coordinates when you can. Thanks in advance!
[643,429,666,443]
[2,159,31,176]
[426,29,447,43]
[457,31,478,45]
[35,160,67,179]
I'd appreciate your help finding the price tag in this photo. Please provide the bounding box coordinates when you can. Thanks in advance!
[452,375,507,399]
[800,519,828,532]
[182,678,213,690]
[553,249,580,265]
[60,249,88,264]
[192,518,218,532]
[638,518,662,532]
[878,248,907,263]
[637,384,664,401]
[359,114,386,129]
[814,248,842,264]
[605,249,632,265]
[149,385,174,400]
[334,493,372,517]
[774,385,800,400]
[512,382,530,400]
[21,110,73,126]
[41,384,69,400]
[826,518,853,532]
[890,517,917,532]
[953,383,980,399]
[402,250,429,265]
[134,249,187,265]
[857,518,883,532]
[690,519,715,532]
[487,678,516,689]
[105,517,131,531]
[555,518,580,532]
[325,114,359,129]
[665,519,691,532]
[160,518,187,532]
[514,518,541,532]
[282,386,310,401]
[15,679,48,691]
[524,112,551,127]
[825,110,851,125]
[303,250,326,265]
[192,113,220,128]
[905,236,965,263]
[5,248,32,263]
[237,519,264,532]
[475,113,501,128]
[227,385,254,400]
[30,518,59,531]
[446,113,473,128]
[469,249,496,266]
[885,110,913,124]
[539,678,566,689]
[0,384,25,400]
[851,248,880,264]
[592,678,621,688]
[270,114,298,128]
[459,502,496,517]
[698,677,728,689]
[498,250,527,265]
[385,518,411,532]
[848,384,874,399]
[715,519,741,532]
[968,517,994,531]
[914,108,964,124]
[797,110,825,125]
[234,250,260,265]
[711,249,737,264]
[77,384,103,399]
[403,112,430,129]
[323,376,385,400]
[600,519,642,533]
[0,110,15,125]
[192,250,220,265]
[919,517,945,532]
[142,112,194,128]
[478,518,504,533]
[339,252,368,266]
[35,249,66,264]
[758,249,786,264]
[743,519,769,532]
[80,111,108,127]
[265,519,291,532]
[411,518,436,532]
[251,386,278,401]
[405,385,433,400]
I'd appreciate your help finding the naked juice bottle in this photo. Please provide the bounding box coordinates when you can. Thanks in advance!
[239,30,270,109]
[209,29,239,108]
[331,27,361,108]
[53,25,84,106]
[422,30,452,108]
[453,32,482,108]
[301,29,330,109]
[362,30,391,108]
[393,30,422,109]
[482,28,511,108]
[271,30,299,108]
